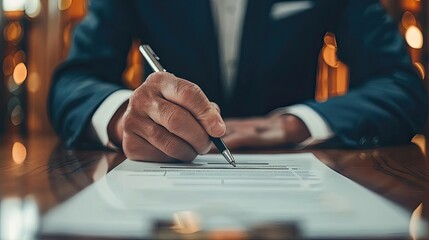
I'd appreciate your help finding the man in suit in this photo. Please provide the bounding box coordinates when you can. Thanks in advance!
[49,0,428,162]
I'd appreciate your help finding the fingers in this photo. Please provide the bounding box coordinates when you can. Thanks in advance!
[122,72,226,162]
[222,131,258,149]
[145,97,211,155]
[221,117,287,149]
[122,131,174,162]
[146,72,226,137]
[123,111,198,161]
[211,102,221,114]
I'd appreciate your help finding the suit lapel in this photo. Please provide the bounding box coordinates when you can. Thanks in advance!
[187,0,225,107]
[231,0,271,115]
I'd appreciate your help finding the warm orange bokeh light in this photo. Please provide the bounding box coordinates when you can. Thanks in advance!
[27,72,41,92]
[58,0,73,11]
[14,51,26,65]
[13,62,28,85]
[4,21,22,43]
[322,45,338,68]
[12,142,27,164]
[405,25,423,49]
[322,33,339,68]
[414,62,425,80]
[401,11,416,29]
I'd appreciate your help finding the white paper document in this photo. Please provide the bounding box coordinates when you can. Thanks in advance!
[42,153,412,238]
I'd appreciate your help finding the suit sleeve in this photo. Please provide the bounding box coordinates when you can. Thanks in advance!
[305,0,428,148]
[48,0,135,147]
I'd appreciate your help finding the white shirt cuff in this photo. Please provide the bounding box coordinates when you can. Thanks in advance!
[91,89,133,147]
[272,104,334,147]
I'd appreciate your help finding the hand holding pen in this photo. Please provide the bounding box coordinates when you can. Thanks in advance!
[107,45,235,166]
[139,45,235,166]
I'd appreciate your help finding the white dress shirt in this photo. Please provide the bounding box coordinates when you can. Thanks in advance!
[91,0,333,147]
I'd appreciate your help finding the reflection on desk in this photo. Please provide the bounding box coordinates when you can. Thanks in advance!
[0,135,428,239]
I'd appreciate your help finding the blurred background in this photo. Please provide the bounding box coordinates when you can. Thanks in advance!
[0,0,427,150]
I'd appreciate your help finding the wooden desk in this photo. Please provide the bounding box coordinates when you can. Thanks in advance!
[0,134,428,239]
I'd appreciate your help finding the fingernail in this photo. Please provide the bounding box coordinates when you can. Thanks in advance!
[211,120,225,135]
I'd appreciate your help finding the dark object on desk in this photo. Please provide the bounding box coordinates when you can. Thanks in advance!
[249,222,301,240]
[152,220,301,240]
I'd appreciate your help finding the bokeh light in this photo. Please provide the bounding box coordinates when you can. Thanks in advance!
[322,33,339,68]
[3,0,26,11]
[7,98,23,127]
[7,97,21,113]
[13,63,28,85]
[7,76,19,92]
[405,25,423,49]
[413,62,425,80]
[11,105,24,126]
[323,33,337,48]
[4,21,23,43]
[25,0,42,18]
[401,11,416,29]
[58,0,73,11]
[12,142,27,164]
[27,72,41,93]
[322,45,338,68]
[14,51,26,65]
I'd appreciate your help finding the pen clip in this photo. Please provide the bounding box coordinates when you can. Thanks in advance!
[139,45,166,72]
[145,45,160,61]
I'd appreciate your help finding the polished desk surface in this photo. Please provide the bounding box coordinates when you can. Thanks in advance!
[0,134,428,239]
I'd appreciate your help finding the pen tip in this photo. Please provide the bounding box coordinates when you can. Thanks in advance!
[221,150,236,167]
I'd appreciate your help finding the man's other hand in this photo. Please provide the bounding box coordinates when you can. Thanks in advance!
[217,115,311,150]
[107,72,226,162]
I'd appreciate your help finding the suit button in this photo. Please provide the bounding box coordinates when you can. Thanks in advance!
[359,137,367,145]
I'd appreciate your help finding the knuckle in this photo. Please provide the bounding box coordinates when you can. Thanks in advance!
[131,91,160,116]
[122,115,134,132]
[211,102,221,113]
[129,92,149,112]
[165,107,184,133]
[189,83,203,96]
[144,123,161,139]
[163,137,181,156]
[176,81,203,101]
[142,98,157,114]
[128,92,140,110]
[158,102,186,132]
[196,105,214,119]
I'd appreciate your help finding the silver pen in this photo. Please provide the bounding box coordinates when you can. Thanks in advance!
[139,44,236,167]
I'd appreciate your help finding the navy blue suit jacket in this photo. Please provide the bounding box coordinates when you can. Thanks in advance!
[49,0,428,148]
